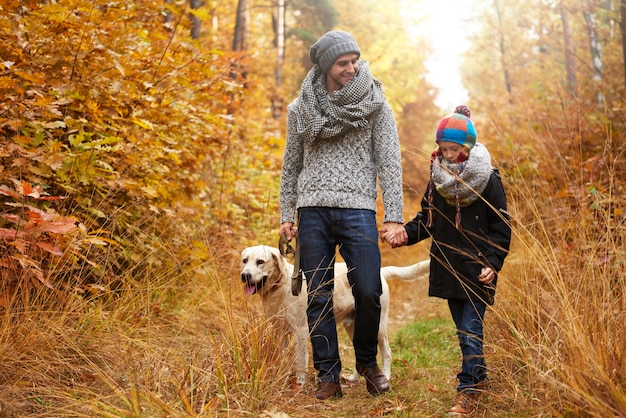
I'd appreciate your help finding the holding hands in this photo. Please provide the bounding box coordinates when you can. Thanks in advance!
[380,222,408,248]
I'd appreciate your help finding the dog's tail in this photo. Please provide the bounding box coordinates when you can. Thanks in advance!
[381,259,430,282]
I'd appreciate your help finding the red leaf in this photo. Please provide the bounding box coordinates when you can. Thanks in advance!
[42,219,79,234]
[37,195,68,201]
[0,214,21,224]
[0,185,19,199]
[36,241,64,256]
[0,228,24,240]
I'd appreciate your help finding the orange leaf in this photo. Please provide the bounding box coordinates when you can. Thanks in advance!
[21,181,32,196]
[34,273,54,290]
[13,238,29,254]
[15,254,52,289]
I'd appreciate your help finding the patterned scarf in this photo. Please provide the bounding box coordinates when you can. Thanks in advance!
[295,60,386,142]
[428,142,492,228]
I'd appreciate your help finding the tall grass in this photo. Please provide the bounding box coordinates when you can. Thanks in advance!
[0,210,299,416]
[485,135,626,415]
[2,137,626,416]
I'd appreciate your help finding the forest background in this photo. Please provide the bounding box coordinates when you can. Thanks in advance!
[1,0,625,416]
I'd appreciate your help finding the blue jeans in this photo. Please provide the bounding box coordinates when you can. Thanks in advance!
[298,207,382,383]
[447,299,488,393]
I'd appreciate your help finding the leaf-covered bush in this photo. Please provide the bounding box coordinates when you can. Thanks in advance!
[0,0,248,298]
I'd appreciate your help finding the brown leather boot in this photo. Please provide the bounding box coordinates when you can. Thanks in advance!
[356,364,390,396]
[313,381,343,400]
[447,391,477,416]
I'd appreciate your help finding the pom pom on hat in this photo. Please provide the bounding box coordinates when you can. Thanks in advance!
[435,105,477,149]
[454,105,471,118]
[309,30,361,74]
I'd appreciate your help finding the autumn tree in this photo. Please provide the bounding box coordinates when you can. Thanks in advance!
[0,0,248,299]
[465,0,624,154]
[622,0,626,85]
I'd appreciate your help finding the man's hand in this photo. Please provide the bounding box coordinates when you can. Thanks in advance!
[280,222,298,241]
[380,222,407,248]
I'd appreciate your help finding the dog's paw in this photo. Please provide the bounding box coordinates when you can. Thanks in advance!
[341,373,361,387]
[288,374,305,394]
[290,381,304,394]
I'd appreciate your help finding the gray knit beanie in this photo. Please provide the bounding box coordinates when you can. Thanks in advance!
[309,30,361,74]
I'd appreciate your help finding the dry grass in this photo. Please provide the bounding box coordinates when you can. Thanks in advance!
[1,149,626,416]
[1,205,624,416]
[485,173,626,416]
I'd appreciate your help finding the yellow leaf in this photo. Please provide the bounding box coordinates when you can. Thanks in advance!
[84,236,118,246]
[133,118,155,130]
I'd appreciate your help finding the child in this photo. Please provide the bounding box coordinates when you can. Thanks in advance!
[381,105,511,416]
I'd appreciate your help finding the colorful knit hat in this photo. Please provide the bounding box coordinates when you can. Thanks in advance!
[435,105,476,149]
[428,105,476,229]
[309,30,361,74]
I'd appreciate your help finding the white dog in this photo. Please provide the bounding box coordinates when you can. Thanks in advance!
[240,245,429,389]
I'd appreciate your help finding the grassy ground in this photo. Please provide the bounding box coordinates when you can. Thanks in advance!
[0,245,474,417]
[1,213,625,416]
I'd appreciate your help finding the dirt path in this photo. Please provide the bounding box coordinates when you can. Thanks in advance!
[381,245,448,334]
[386,277,448,335]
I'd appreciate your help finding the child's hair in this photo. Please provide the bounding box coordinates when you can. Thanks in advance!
[427,148,466,229]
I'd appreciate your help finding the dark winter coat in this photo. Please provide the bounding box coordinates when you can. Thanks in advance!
[405,170,511,304]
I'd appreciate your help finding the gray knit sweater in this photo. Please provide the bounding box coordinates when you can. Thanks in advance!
[279,64,403,225]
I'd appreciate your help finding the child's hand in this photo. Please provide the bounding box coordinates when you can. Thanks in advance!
[380,223,408,248]
[478,267,495,284]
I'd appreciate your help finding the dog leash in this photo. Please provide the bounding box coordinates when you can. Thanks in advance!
[279,232,303,296]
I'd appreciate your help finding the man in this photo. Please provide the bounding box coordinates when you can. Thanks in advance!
[279,30,405,400]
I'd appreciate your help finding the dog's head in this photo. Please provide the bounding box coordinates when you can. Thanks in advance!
[240,245,287,296]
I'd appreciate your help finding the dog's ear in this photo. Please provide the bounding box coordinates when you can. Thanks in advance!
[272,248,288,280]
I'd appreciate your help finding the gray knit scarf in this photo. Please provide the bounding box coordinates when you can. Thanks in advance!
[295,60,385,142]
[431,142,492,208]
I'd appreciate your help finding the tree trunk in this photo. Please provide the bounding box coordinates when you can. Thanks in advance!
[164,0,202,40]
[233,0,248,52]
[622,0,626,87]
[164,0,173,27]
[274,0,285,88]
[560,1,577,95]
[583,9,604,103]
[494,0,512,95]
[272,0,285,118]
[190,0,202,39]
[231,0,249,90]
